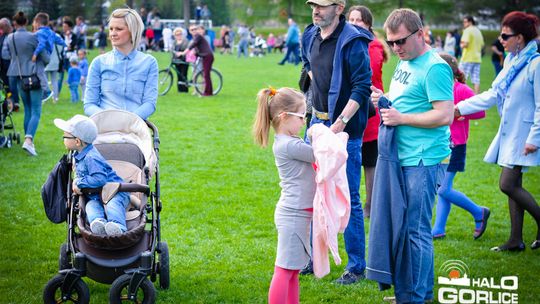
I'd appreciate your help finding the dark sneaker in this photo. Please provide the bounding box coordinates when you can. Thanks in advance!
[334,270,365,285]
[299,261,313,275]
[473,207,490,240]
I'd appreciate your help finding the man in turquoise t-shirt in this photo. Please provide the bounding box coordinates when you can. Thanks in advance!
[370,8,454,304]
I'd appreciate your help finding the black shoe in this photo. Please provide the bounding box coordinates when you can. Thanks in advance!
[334,270,365,285]
[299,261,313,275]
[490,242,525,252]
[531,240,540,250]
[473,207,490,240]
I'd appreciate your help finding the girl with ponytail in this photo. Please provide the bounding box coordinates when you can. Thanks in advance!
[252,87,314,304]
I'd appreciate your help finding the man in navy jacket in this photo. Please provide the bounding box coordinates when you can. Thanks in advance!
[301,0,372,285]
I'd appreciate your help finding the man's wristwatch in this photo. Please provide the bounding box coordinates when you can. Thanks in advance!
[338,114,350,124]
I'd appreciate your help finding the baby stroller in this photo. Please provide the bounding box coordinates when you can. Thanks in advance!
[251,36,267,57]
[0,78,20,148]
[43,110,168,304]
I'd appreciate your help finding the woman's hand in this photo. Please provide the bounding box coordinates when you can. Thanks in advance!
[524,143,538,156]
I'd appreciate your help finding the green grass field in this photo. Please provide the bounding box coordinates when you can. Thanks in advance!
[0,49,539,303]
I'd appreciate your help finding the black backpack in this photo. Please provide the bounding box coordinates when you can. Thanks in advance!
[41,154,71,223]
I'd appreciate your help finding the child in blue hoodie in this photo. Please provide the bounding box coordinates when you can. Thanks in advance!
[67,56,82,102]
[31,12,66,62]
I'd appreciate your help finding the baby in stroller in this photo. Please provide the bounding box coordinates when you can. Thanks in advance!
[43,110,167,303]
[54,114,130,235]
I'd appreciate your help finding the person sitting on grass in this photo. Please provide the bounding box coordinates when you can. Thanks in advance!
[54,114,130,236]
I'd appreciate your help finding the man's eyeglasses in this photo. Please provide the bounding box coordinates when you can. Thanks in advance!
[63,136,76,140]
[386,29,419,47]
[309,3,337,10]
[499,33,518,41]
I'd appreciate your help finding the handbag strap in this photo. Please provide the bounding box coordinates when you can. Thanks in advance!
[11,34,24,80]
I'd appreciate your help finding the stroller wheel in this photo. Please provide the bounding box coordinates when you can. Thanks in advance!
[158,242,170,289]
[15,133,20,144]
[59,243,72,270]
[6,138,11,148]
[109,274,156,304]
[43,274,90,304]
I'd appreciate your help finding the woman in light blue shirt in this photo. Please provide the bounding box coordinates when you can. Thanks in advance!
[84,8,158,120]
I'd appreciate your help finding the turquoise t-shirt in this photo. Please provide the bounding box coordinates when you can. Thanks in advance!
[388,49,453,167]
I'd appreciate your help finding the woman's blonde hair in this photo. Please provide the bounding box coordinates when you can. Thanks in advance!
[109,8,144,51]
[252,87,305,147]
[173,27,184,36]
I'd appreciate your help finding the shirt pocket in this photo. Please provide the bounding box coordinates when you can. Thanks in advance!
[130,74,147,98]
[101,71,120,93]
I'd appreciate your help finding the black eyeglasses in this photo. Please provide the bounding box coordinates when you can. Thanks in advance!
[499,33,518,41]
[63,136,76,140]
[386,29,419,47]
[309,3,337,10]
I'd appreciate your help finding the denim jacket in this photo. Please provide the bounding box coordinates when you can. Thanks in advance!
[74,144,124,201]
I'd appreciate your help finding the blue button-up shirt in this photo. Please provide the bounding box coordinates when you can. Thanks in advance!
[74,144,124,201]
[84,48,158,120]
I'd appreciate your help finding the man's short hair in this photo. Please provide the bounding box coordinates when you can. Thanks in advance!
[34,12,49,26]
[464,15,476,25]
[383,8,423,34]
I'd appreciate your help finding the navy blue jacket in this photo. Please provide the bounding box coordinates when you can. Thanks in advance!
[301,16,372,139]
[366,97,414,302]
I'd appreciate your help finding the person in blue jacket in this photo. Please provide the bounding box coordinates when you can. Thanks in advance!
[300,0,373,285]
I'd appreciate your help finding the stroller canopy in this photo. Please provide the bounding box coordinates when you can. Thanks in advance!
[90,109,156,171]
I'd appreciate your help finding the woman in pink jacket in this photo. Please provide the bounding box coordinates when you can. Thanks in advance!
[432,53,490,240]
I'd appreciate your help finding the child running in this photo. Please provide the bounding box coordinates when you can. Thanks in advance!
[253,87,315,304]
[54,114,130,236]
[432,53,490,240]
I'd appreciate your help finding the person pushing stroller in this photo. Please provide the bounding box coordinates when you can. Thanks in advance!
[54,114,129,236]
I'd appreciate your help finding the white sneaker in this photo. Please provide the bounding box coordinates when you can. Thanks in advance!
[90,219,107,235]
[105,222,125,236]
[22,142,37,156]
[42,91,53,103]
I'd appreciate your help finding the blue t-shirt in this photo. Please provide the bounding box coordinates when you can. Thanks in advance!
[388,49,453,166]
[67,66,82,85]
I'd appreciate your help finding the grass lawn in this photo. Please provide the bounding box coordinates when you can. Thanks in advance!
[0,49,539,303]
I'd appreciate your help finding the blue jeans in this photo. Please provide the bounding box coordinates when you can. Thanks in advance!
[8,76,19,104]
[69,84,79,102]
[401,162,441,303]
[492,59,503,76]
[17,79,42,139]
[279,42,300,65]
[308,116,365,274]
[237,39,249,58]
[86,192,130,231]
